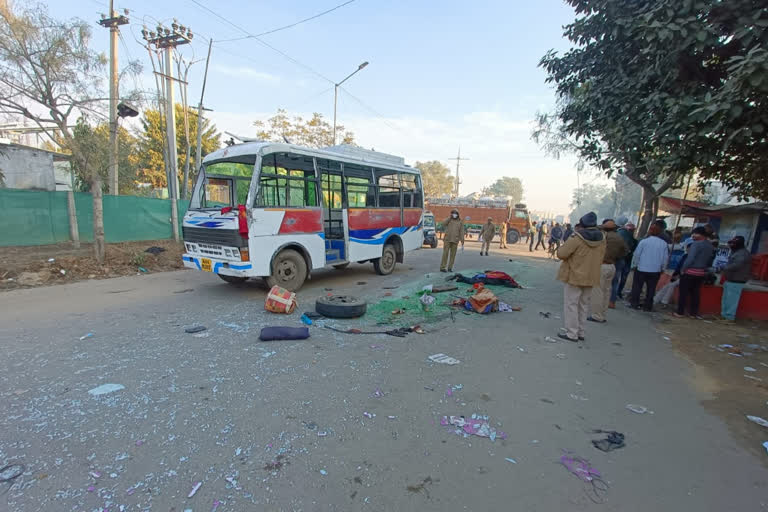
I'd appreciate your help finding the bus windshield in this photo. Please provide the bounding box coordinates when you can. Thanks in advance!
[192,159,255,209]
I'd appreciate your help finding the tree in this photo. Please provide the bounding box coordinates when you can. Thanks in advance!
[414,160,455,198]
[0,2,109,261]
[481,177,524,204]
[568,183,612,225]
[46,124,141,194]
[254,109,354,148]
[536,0,768,236]
[136,104,220,194]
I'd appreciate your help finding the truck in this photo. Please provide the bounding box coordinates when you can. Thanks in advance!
[426,198,530,244]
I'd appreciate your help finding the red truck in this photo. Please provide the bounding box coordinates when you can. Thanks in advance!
[426,199,530,244]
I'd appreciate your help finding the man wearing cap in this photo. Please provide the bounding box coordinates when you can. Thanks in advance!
[555,212,607,342]
[588,219,628,323]
[720,235,751,322]
[479,217,495,256]
[440,208,465,272]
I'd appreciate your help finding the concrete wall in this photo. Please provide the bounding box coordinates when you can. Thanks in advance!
[0,144,56,191]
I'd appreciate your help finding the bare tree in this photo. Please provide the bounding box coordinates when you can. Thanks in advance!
[0,2,108,261]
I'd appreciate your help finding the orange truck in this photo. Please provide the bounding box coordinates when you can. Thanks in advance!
[426,199,530,244]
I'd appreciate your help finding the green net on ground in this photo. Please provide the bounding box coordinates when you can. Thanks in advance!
[364,264,528,327]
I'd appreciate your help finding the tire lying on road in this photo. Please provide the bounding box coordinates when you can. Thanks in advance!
[315,295,367,318]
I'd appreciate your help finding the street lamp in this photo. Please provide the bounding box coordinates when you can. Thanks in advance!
[333,61,369,145]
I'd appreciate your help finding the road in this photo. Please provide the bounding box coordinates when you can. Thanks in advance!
[1,241,766,511]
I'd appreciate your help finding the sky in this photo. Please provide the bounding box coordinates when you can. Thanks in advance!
[45,0,608,213]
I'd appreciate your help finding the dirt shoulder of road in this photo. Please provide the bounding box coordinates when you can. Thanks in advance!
[658,313,768,460]
[0,240,185,291]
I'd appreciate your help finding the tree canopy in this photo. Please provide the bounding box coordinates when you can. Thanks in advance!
[482,177,524,204]
[414,160,455,198]
[136,104,220,191]
[538,0,768,234]
[253,109,354,148]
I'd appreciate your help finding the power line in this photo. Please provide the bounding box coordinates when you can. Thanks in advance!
[187,0,334,84]
[218,0,356,42]
[338,86,405,135]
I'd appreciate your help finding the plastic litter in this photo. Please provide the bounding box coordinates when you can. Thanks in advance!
[420,294,436,311]
[744,366,757,372]
[504,458,517,464]
[145,246,166,255]
[300,314,313,325]
[88,383,125,396]
[544,336,559,343]
[0,463,25,484]
[319,469,327,476]
[211,499,222,512]
[539,311,551,318]
[137,266,148,273]
[763,441,768,455]
[498,302,521,312]
[427,353,460,365]
[440,415,507,441]
[47,258,55,262]
[259,326,310,341]
[363,412,376,419]
[188,481,202,498]
[626,404,652,414]
[79,333,94,340]
[591,430,625,452]
[747,415,768,428]
[560,453,608,503]
[185,325,207,333]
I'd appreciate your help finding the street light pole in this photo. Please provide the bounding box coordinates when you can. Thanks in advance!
[332,61,368,145]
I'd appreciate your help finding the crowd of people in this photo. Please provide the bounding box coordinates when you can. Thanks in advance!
[436,208,753,333]
[554,212,753,342]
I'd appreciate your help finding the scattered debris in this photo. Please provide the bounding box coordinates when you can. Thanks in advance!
[540,398,555,404]
[427,353,460,365]
[357,281,367,285]
[744,375,763,382]
[555,353,567,359]
[440,415,507,441]
[185,325,207,334]
[392,308,406,315]
[747,415,768,428]
[591,430,625,452]
[744,366,757,372]
[570,394,589,401]
[419,293,436,311]
[560,453,608,503]
[145,246,166,255]
[300,314,313,325]
[763,441,768,455]
[79,333,94,340]
[319,469,328,475]
[0,463,25,486]
[47,258,55,262]
[544,336,559,343]
[498,302,521,312]
[539,311,552,318]
[504,458,517,464]
[626,404,652,414]
[88,383,125,396]
[259,326,310,341]
[188,481,203,498]
[363,412,376,419]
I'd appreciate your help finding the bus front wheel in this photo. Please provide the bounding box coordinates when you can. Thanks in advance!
[266,249,308,291]
[373,244,397,275]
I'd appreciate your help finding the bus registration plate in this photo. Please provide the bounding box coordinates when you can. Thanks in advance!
[201,258,213,272]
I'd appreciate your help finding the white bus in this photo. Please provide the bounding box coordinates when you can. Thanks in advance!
[182,143,425,290]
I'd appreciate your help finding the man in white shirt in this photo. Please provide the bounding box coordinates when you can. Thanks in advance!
[629,222,670,311]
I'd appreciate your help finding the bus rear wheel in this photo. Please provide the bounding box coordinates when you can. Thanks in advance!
[373,244,397,275]
[218,274,247,285]
[266,249,308,291]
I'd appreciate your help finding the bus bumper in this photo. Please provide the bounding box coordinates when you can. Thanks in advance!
[182,254,255,277]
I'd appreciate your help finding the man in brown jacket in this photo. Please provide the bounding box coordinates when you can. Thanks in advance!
[479,217,495,256]
[440,208,465,272]
[588,219,629,322]
[556,212,606,342]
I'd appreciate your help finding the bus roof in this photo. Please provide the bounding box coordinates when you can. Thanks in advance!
[203,142,419,175]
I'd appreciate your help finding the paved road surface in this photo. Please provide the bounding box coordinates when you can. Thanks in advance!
[1,242,766,511]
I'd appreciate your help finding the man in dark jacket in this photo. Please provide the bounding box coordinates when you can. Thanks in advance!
[549,223,564,251]
[562,223,574,242]
[614,221,637,300]
[535,221,548,250]
[675,226,715,318]
[720,235,751,321]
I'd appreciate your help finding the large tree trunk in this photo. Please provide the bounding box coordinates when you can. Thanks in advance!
[92,175,105,263]
[637,185,657,238]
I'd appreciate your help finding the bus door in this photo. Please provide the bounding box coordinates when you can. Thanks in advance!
[317,159,346,264]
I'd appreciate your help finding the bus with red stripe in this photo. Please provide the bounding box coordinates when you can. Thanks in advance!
[182,142,424,290]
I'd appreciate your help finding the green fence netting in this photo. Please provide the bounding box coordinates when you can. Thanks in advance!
[0,188,188,246]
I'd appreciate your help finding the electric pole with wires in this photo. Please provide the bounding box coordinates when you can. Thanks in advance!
[98,2,129,195]
[142,21,193,241]
[447,147,469,198]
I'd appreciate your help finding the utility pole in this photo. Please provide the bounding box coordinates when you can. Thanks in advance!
[332,61,369,145]
[195,39,213,193]
[447,147,469,197]
[98,2,129,195]
[143,21,193,241]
